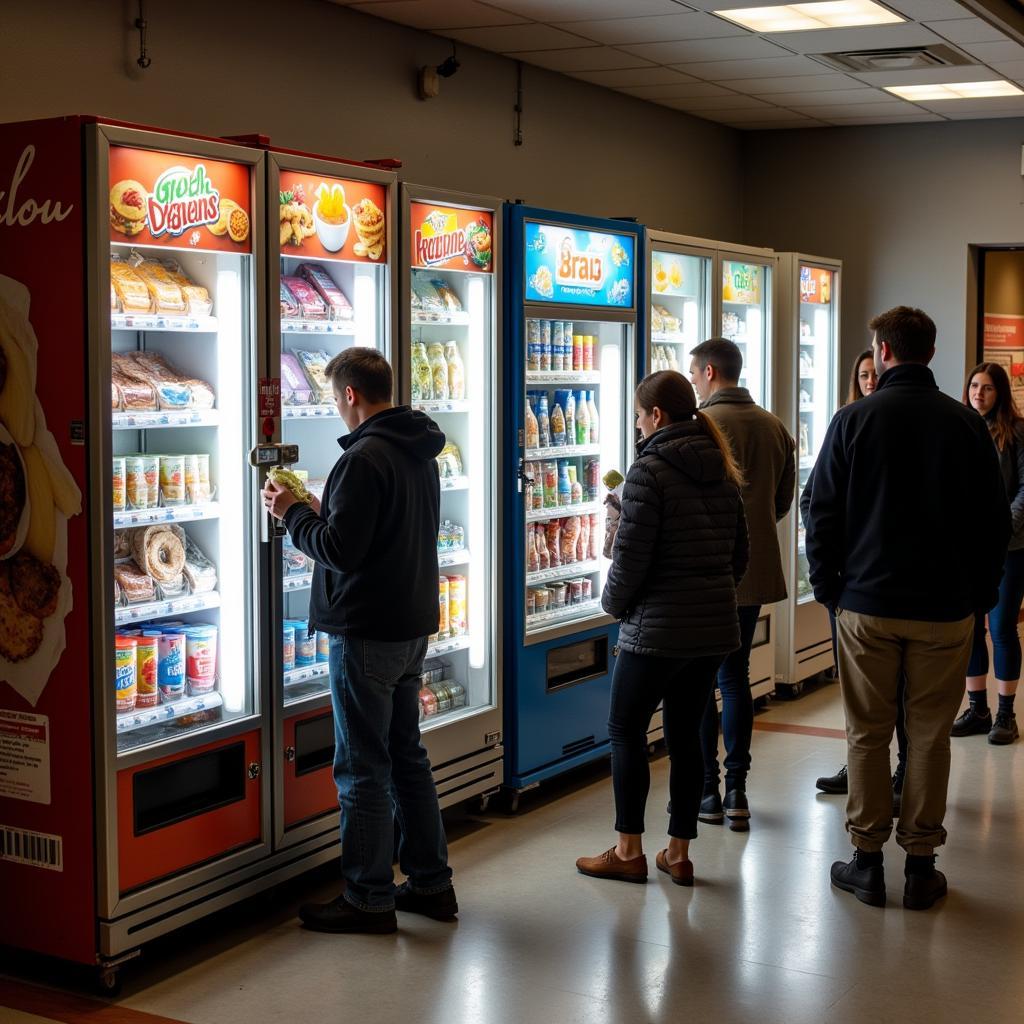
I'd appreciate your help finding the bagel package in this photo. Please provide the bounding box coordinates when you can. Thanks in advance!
[129,523,186,583]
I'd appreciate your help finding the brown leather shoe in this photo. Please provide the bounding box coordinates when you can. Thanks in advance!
[656,850,694,887]
[576,847,648,883]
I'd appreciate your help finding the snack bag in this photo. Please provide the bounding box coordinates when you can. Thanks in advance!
[436,442,464,479]
[298,263,353,321]
[268,467,313,503]
[281,275,328,320]
[294,349,332,404]
[431,279,463,313]
[110,256,152,313]
[161,259,213,316]
[412,275,444,314]
[602,469,624,558]
[280,281,300,319]
[281,352,315,405]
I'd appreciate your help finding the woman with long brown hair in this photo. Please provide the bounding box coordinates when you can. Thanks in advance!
[576,371,748,887]
[953,362,1024,744]
[846,347,877,404]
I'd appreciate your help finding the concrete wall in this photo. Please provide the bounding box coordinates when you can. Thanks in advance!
[0,0,744,241]
[743,118,1024,396]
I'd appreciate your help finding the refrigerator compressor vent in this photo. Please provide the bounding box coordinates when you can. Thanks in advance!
[813,44,972,73]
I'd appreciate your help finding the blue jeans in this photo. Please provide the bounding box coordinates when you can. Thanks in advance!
[328,634,452,912]
[700,605,760,791]
[967,548,1024,681]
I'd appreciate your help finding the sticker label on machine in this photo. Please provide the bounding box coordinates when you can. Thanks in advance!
[524,221,634,308]
[0,709,50,804]
[279,170,387,262]
[410,202,492,272]
[0,824,63,871]
[108,146,252,253]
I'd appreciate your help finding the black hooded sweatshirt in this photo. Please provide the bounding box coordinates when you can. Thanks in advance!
[602,419,749,659]
[284,406,446,641]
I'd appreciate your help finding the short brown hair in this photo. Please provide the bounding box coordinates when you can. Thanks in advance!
[325,348,393,403]
[868,306,935,364]
[690,338,743,383]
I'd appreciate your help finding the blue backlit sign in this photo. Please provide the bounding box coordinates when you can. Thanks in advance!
[524,221,635,308]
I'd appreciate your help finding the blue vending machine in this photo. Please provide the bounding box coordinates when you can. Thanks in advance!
[504,205,641,799]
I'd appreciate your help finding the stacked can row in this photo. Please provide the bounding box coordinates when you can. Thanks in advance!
[432,574,468,643]
[527,578,593,615]
[526,320,598,373]
[418,658,467,721]
[114,622,217,713]
[283,619,331,672]
[113,453,213,511]
[527,514,599,572]
[525,459,600,511]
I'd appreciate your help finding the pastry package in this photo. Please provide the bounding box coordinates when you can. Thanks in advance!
[653,305,680,333]
[281,352,315,405]
[129,352,216,409]
[111,381,122,411]
[411,275,444,314]
[135,259,187,314]
[295,349,332,404]
[650,308,664,333]
[436,442,464,479]
[281,275,327,320]
[298,263,353,321]
[114,578,123,607]
[431,279,463,313]
[129,524,186,584]
[110,257,152,313]
[280,281,300,319]
[114,561,156,605]
[113,529,131,559]
[110,280,118,312]
[183,535,218,594]
[112,354,158,411]
[161,260,213,317]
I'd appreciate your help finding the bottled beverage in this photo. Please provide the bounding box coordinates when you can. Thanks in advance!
[564,392,575,447]
[575,390,589,445]
[438,577,450,639]
[411,343,432,401]
[527,320,542,371]
[557,461,572,507]
[525,398,539,448]
[588,391,599,443]
[537,394,551,447]
[448,576,467,636]
[583,335,594,371]
[427,342,449,401]
[552,321,564,373]
[573,334,584,371]
[550,401,566,446]
[542,320,555,372]
[446,341,465,400]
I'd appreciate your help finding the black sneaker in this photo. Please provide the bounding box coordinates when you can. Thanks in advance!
[394,882,459,921]
[723,790,750,832]
[697,790,723,824]
[951,706,991,737]
[298,892,397,934]
[988,712,1019,745]
[904,868,947,911]
[830,856,886,907]
[816,765,848,794]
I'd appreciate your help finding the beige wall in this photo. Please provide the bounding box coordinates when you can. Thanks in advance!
[984,250,1024,315]
[0,0,743,241]
[743,118,1024,396]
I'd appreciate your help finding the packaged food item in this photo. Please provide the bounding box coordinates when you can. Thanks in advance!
[114,561,156,605]
[542,461,558,509]
[550,402,566,447]
[411,343,433,402]
[583,335,594,371]
[268,466,313,503]
[185,624,218,695]
[421,659,446,686]
[295,349,332,404]
[282,537,308,576]
[156,574,188,600]
[427,681,452,714]
[576,392,590,446]
[527,526,539,573]
[110,257,152,313]
[527,320,541,371]
[130,524,186,583]
[436,442,464,479]
[113,529,131,559]
[587,392,599,443]
[129,351,216,410]
[428,343,449,401]
[111,354,158,412]
[419,688,438,718]
[160,260,213,317]
[447,681,467,709]
[531,463,544,512]
[157,632,186,700]
[112,380,122,411]
[141,455,159,507]
[282,623,296,672]
[446,342,465,400]
[525,399,539,449]
[534,586,550,613]
[437,576,450,639]
[431,279,462,313]
[572,334,584,371]
[561,515,580,563]
[281,275,328,320]
[578,513,591,563]
[654,305,681,333]
[539,320,552,372]
[317,631,330,663]
[125,456,147,509]
[557,462,572,507]
[536,395,551,448]
[582,578,593,602]
[411,286,422,312]
[114,579,123,607]
[448,575,467,636]
[535,524,550,571]
[280,280,300,319]
[296,627,317,668]
[412,275,444,314]
[115,635,138,713]
[549,582,567,608]
[568,579,584,606]
[183,535,218,594]
[281,351,315,406]
[135,632,160,708]
[298,263,353,321]
[552,322,565,373]
[564,393,576,448]
[545,521,562,568]
[526,589,537,616]
[589,511,600,560]
[112,457,126,512]
[135,259,187,314]
[159,455,186,506]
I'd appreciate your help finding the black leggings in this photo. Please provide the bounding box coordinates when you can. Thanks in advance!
[608,649,722,840]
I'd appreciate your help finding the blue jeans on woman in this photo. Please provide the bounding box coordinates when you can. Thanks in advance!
[967,547,1024,680]
[328,634,452,913]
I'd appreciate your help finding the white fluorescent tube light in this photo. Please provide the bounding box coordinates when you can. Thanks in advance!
[715,1,903,32]
[885,80,1023,101]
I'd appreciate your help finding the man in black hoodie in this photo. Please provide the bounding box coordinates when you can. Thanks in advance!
[806,306,1008,912]
[263,348,455,934]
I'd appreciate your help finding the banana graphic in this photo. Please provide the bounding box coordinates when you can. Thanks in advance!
[0,318,35,445]
[33,399,82,518]
[20,443,55,563]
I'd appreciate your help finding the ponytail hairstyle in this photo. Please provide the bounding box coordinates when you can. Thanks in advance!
[964,362,1022,452]
[634,370,745,488]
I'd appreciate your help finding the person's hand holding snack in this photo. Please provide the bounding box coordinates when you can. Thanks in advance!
[262,479,296,520]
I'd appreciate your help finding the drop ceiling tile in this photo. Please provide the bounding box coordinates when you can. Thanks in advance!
[943,107,1024,119]
[765,86,883,106]
[442,23,594,51]
[659,95,775,111]
[788,99,922,118]
[620,81,735,99]
[826,112,945,123]
[959,40,1024,63]
[675,56,826,81]
[762,24,941,56]
[924,18,1011,44]
[850,65,996,87]
[552,11,748,45]
[569,67,698,87]
[348,0,526,28]
[483,1,695,19]
[731,121,829,130]
[621,36,793,64]
[712,109,825,124]
[885,0,975,18]
[991,59,1024,79]
[717,74,866,94]
[513,47,656,71]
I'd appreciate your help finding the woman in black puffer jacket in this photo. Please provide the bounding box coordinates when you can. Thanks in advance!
[576,371,748,888]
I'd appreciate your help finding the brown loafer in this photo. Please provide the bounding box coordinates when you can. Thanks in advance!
[576,847,648,884]
[656,850,694,887]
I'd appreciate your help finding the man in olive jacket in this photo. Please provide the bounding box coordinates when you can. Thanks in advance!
[690,338,796,829]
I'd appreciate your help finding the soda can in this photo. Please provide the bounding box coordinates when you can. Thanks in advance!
[438,577,451,638]
[581,578,593,601]
[526,320,542,371]
[552,321,565,373]
[114,635,138,713]
[184,624,218,695]
[135,631,160,707]
[584,335,595,371]
[573,334,584,371]
[157,632,186,700]
[448,575,467,635]
[112,457,126,512]
[540,320,552,372]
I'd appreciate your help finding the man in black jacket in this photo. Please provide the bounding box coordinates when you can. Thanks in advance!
[263,348,455,934]
[807,306,1009,911]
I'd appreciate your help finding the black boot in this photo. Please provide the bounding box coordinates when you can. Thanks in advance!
[904,854,947,911]
[830,850,885,907]
[951,705,991,737]
[697,789,723,824]
[816,765,848,794]
[723,788,750,832]
[394,882,459,921]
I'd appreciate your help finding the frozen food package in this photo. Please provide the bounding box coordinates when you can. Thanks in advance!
[111,353,158,411]
[135,259,187,314]
[281,275,328,320]
[431,279,463,313]
[110,257,152,313]
[280,281,300,319]
[183,535,218,594]
[281,351,315,405]
[295,349,332,403]
[411,274,444,314]
[129,351,216,409]
[114,560,157,605]
[298,263,354,321]
[161,259,213,316]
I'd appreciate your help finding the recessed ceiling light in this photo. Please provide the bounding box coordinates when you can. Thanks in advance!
[885,80,1024,100]
[715,2,903,33]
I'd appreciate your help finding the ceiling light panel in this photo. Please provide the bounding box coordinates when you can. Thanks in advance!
[715,2,903,33]
[885,79,1023,100]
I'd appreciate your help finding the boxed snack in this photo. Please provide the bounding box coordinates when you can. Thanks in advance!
[110,257,152,313]
[281,275,328,320]
[295,349,332,404]
[281,352,315,405]
[298,263,353,321]
[280,281,300,319]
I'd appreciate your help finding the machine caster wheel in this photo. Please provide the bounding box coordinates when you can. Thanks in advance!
[96,967,121,997]
[775,682,804,701]
[473,794,491,813]
[507,791,521,814]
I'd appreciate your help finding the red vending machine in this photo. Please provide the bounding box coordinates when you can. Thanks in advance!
[0,116,283,986]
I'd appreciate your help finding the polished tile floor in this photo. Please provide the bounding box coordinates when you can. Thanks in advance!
[3,681,1023,1024]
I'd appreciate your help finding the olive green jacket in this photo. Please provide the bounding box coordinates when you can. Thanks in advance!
[702,388,795,606]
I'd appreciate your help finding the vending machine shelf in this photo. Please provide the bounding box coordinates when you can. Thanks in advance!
[427,635,471,659]
[525,371,602,386]
[112,410,220,430]
[526,501,600,523]
[414,400,471,415]
[525,443,601,460]
[283,404,339,420]
[439,476,470,492]
[114,592,222,626]
[280,319,356,335]
[526,560,601,586]
[438,548,470,569]
[412,312,471,326]
[650,331,690,345]
[113,502,220,529]
[111,313,219,333]
[526,599,603,630]
[284,663,330,689]
[116,692,224,735]
[283,573,313,593]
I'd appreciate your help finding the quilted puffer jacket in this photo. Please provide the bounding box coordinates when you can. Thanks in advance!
[602,419,749,659]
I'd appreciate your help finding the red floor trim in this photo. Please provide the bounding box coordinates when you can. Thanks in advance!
[754,721,846,740]
[0,978,191,1024]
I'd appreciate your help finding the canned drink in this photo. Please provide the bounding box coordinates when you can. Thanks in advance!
[317,631,330,663]
[282,623,296,672]
[552,321,565,373]
[135,632,160,707]
[125,455,148,509]
[568,579,584,606]
[572,334,584,371]
[447,681,467,708]
[112,457,126,512]
[419,688,438,717]
[296,626,317,668]
[115,635,138,713]
[159,454,186,506]
[540,320,552,372]
[526,320,542,371]
[448,575,467,636]
[438,577,451,638]
[584,335,595,371]
[582,578,593,601]
[534,587,551,613]
[141,455,160,508]
[184,624,218,695]
[158,632,186,700]
[428,681,452,714]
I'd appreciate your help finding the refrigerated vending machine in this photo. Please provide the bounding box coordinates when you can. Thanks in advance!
[399,184,504,806]
[504,206,639,797]
[774,254,842,697]
[643,230,778,724]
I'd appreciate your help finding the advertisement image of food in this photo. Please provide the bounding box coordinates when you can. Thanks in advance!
[109,179,148,237]
[352,197,385,260]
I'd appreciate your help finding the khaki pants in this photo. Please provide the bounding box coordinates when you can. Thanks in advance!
[836,609,973,855]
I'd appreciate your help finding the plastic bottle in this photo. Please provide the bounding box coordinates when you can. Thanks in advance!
[588,391,600,443]
[564,392,575,448]
[573,334,584,371]
[575,390,589,446]
[446,341,465,400]
[411,342,433,401]
[557,461,572,507]
[525,398,539,448]
[537,394,551,447]
[550,401,566,446]
[428,343,449,401]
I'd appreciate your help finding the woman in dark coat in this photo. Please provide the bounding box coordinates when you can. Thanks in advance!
[576,371,748,888]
